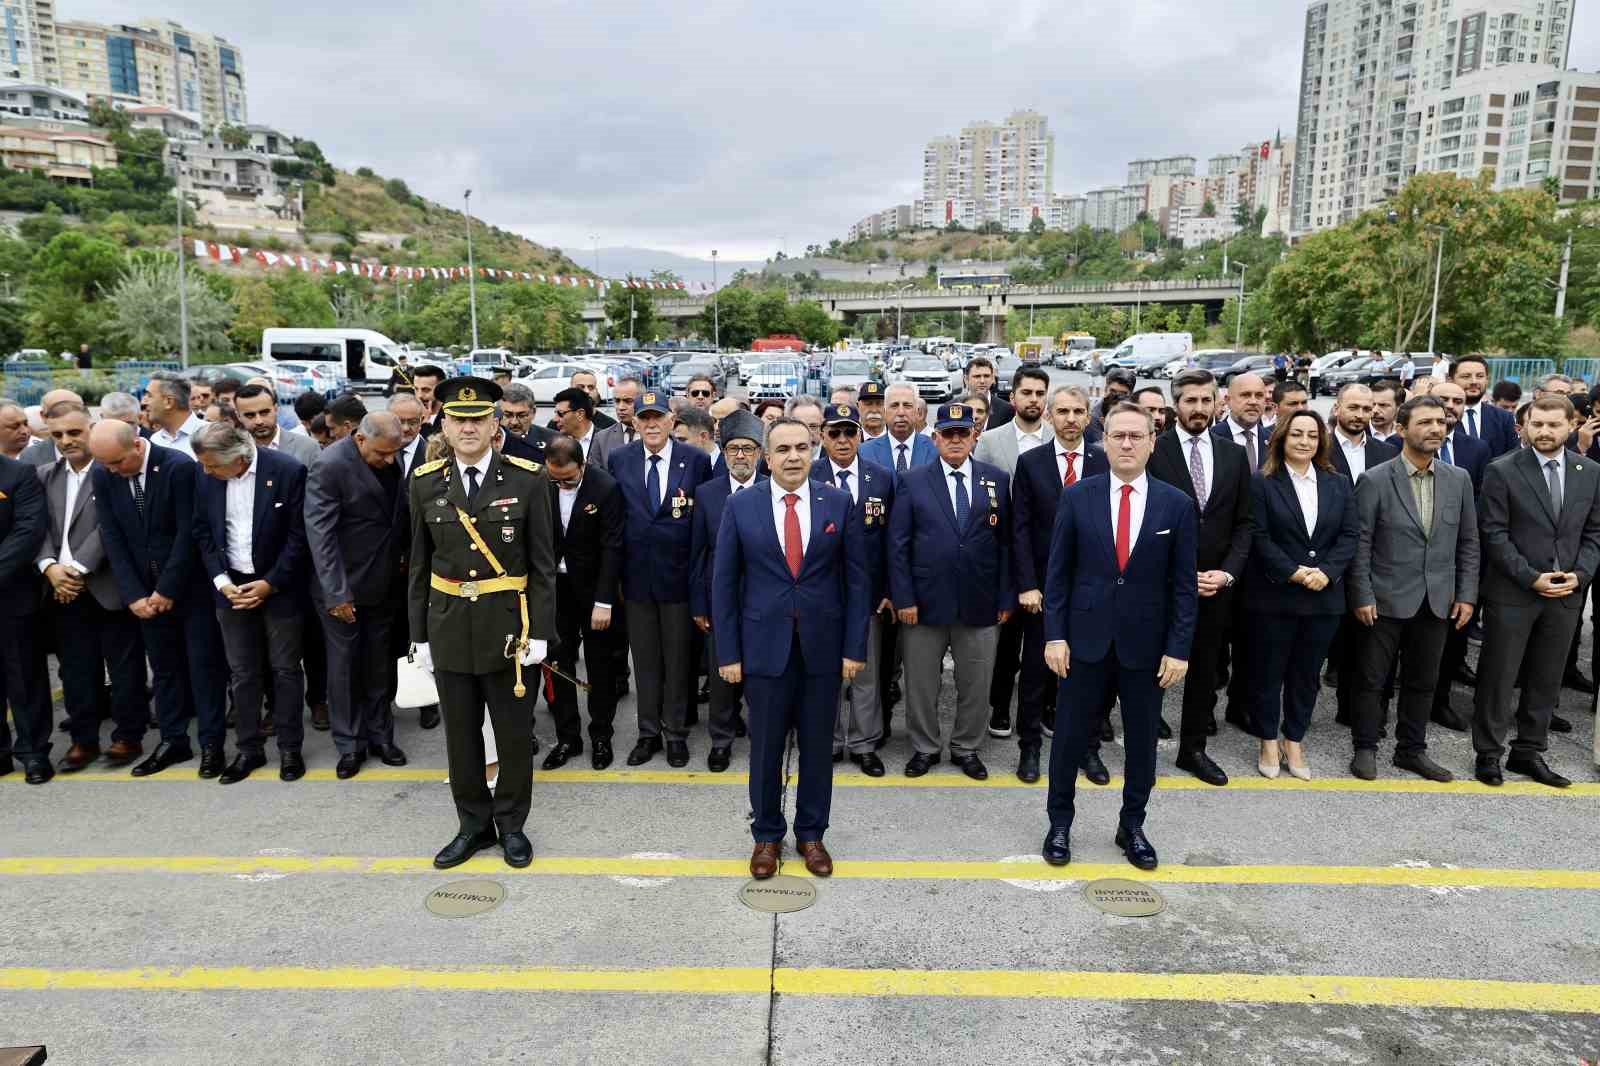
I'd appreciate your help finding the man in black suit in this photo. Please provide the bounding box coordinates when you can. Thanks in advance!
[90,422,229,778]
[568,368,618,430]
[499,382,557,459]
[1369,380,1404,446]
[1429,379,1490,729]
[1150,369,1252,785]
[191,421,311,785]
[0,449,48,782]
[412,365,447,439]
[1012,384,1108,783]
[963,357,1015,429]
[306,412,409,779]
[1211,372,1271,470]
[1472,395,1600,789]
[541,434,625,771]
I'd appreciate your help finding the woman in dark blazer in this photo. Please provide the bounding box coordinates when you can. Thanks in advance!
[1245,410,1360,780]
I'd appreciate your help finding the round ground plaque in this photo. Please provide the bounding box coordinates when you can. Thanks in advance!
[738,875,817,913]
[425,879,508,918]
[1083,878,1165,917]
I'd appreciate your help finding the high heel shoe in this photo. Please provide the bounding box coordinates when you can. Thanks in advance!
[1282,742,1311,781]
[1257,741,1281,780]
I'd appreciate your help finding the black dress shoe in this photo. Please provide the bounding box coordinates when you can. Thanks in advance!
[198,746,226,779]
[591,740,614,770]
[218,752,266,785]
[419,704,441,729]
[832,749,844,763]
[1549,714,1573,734]
[1562,670,1596,694]
[734,716,747,739]
[1176,747,1228,787]
[335,751,365,779]
[666,740,689,768]
[1042,826,1071,866]
[130,741,193,778]
[1157,716,1172,740]
[279,752,306,782]
[371,742,408,767]
[501,830,533,868]
[1430,703,1470,732]
[627,736,662,766]
[951,753,988,781]
[904,751,941,777]
[542,742,582,771]
[707,746,731,773]
[433,829,498,869]
[1115,825,1159,870]
[1017,747,1041,784]
[1506,753,1572,788]
[1474,755,1503,787]
[1393,751,1453,782]
[0,754,12,778]
[24,760,53,785]
[850,751,886,777]
[1081,750,1111,786]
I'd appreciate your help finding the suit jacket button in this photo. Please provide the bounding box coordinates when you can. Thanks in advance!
[1308,550,1317,557]
[1117,578,1125,585]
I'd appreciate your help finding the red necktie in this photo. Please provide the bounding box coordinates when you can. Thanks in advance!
[1116,484,1132,572]
[1062,451,1077,487]
[783,493,803,578]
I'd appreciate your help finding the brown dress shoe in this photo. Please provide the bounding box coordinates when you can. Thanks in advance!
[797,840,833,878]
[103,740,143,765]
[749,842,781,880]
[58,743,101,772]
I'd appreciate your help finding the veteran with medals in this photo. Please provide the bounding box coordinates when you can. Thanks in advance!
[408,377,557,869]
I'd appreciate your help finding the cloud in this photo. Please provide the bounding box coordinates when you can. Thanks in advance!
[66,0,1600,262]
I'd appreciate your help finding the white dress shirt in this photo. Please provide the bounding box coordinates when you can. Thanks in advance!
[557,480,579,574]
[456,452,491,500]
[826,458,861,503]
[1055,440,1087,484]
[152,413,205,458]
[398,436,422,478]
[214,451,259,586]
[576,425,596,460]
[1175,426,1213,492]
[1225,416,1258,449]
[1013,420,1046,456]
[1463,400,1487,439]
[39,460,93,575]
[1336,430,1369,480]
[941,458,976,516]
[1110,472,1148,548]
[770,477,811,554]
[642,439,673,510]
[729,472,758,493]
[1287,463,1318,537]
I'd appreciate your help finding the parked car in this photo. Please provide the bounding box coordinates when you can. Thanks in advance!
[1105,332,1195,375]
[271,360,346,399]
[1218,354,1277,386]
[737,351,765,385]
[1163,349,1247,379]
[897,354,954,402]
[1316,355,1382,394]
[524,361,615,406]
[1308,350,1386,396]
[745,358,806,401]
[665,355,726,395]
[828,355,876,395]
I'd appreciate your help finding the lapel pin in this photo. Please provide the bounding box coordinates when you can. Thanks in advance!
[266,480,273,487]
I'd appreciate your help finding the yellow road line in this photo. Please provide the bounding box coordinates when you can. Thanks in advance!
[1,854,1595,890]
[8,765,1598,797]
[0,965,1594,1012]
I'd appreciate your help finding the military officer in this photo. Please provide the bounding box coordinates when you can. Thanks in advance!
[409,377,557,870]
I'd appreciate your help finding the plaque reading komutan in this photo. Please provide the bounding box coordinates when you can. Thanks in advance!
[739,875,817,913]
[425,879,508,918]
[1083,878,1164,917]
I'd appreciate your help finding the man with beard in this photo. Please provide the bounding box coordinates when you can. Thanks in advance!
[1449,355,1518,457]
[235,384,320,467]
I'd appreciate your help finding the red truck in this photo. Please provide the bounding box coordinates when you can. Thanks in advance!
[751,334,807,353]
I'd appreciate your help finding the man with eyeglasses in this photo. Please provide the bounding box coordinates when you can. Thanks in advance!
[813,403,894,776]
[552,388,599,461]
[592,376,640,467]
[497,382,556,459]
[568,369,617,430]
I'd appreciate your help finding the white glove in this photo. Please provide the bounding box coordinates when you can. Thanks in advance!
[411,642,434,673]
[518,638,547,667]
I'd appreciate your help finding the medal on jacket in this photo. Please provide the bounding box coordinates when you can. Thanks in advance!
[672,488,689,519]
[985,480,999,525]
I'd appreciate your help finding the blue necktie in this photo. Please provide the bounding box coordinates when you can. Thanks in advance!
[1467,408,1478,438]
[1440,438,1453,466]
[952,470,970,528]
[646,454,661,511]
[837,469,851,499]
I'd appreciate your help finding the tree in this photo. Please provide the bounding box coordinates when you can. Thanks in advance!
[1183,303,1208,339]
[329,285,380,328]
[31,231,124,300]
[229,277,280,353]
[383,178,411,203]
[784,300,839,348]
[1232,199,1255,231]
[1028,215,1046,236]
[219,125,251,150]
[604,283,655,342]
[103,255,233,356]
[1201,199,1217,218]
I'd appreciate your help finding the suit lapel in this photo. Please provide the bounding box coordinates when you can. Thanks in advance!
[1388,460,1425,534]
[928,463,960,532]
[655,449,688,517]
[1517,448,1559,528]
[800,487,828,573]
[1311,469,1338,544]
[1161,434,1200,506]
[1090,482,1117,569]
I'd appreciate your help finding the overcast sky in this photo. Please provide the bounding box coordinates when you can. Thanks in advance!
[73,1,1599,263]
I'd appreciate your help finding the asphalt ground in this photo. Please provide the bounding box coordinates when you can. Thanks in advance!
[2,624,1598,1065]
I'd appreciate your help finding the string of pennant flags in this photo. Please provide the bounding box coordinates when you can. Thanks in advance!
[188,239,703,291]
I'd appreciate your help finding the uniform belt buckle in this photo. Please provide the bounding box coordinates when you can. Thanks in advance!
[459,580,479,598]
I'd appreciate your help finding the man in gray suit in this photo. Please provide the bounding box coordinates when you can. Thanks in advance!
[305,411,409,778]
[590,376,640,470]
[1472,394,1600,789]
[35,400,148,771]
[1349,395,1479,782]
[19,388,84,467]
[236,384,321,467]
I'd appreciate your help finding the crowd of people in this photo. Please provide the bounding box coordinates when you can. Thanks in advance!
[0,351,1595,879]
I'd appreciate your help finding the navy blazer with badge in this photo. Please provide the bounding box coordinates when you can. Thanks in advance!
[192,445,309,612]
[690,471,768,619]
[608,441,714,602]
[812,456,896,606]
[1442,428,1490,494]
[711,481,869,677]
[888,458,1015,625]
[1043,475,1198,669]
[93,443,206,606]
[1244,466,1361,616]
[1012,443,1108,595]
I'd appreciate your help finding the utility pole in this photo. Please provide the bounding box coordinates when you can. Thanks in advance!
[1426,230,1444,355]
[175,157,189,368]
[464,189,480,350]
[1555,231,1573,320]
[711,249,719,350]
[1232,262,1247,348]
[591,234,600,278]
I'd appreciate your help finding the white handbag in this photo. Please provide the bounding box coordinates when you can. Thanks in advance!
[394,650,439,709]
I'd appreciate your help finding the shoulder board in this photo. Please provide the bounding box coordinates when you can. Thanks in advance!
[412,459,447,478]
[502,455,542,473]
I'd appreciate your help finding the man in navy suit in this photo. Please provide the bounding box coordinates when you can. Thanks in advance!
[191,421,310,785]
[713,417,867,880]
[0,450,48,782]
[888,402,1014,781]
[1042,402,1199,871]
[1012,384,1108,783]
[1432,381,1490,494]
[89,421,229,779]
[861,383,936,474]
[608,389,714,767]
[813,402,895,776]
[1450,355,1518,458]
[691,410,766,772]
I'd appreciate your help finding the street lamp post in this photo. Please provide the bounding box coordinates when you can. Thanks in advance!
[1232,262,1248,348]
[175,159,189,367]
[895,284,914,341]
[1426,227,1445,356]
[591,234,600,278]
[464,189,480,351]
[711,249,719,351]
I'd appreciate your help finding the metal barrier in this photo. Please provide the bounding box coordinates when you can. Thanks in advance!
[1561,357,1600,384]
[0,361,54,404]
[113,360,182,395]
[1484,358,1558,389]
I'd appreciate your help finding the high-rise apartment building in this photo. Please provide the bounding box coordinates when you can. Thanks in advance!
[919,109,1054,227]
[0,0,58,84]
[53,15,244,128]
[1127,156,1196,184]
[1292,0,1575,237]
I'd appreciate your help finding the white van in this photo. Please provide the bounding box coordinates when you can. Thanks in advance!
[260,328,402,394]
[1105,332,1194,375]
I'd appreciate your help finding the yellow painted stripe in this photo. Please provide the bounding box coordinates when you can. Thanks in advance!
[7,765,1599,797]
[0,854,1595,890]
[0,965,1593,1012]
